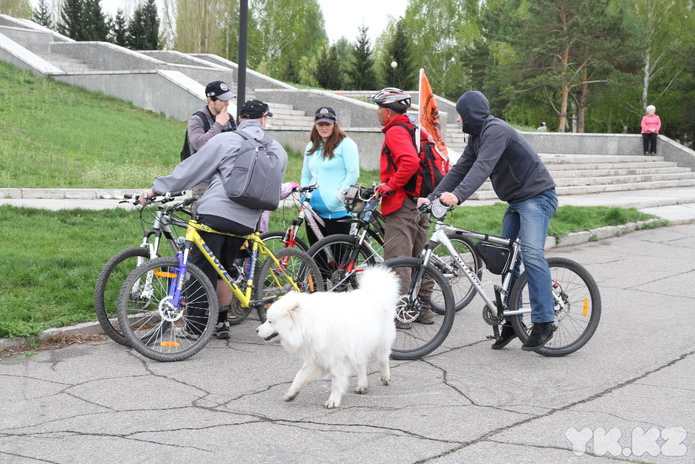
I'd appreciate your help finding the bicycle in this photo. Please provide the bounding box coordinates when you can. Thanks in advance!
[260,184,322,253]
[386,199,602,359]
[94,191,193,346]
[307,187,481,308]
[116,217,324,362]
[304,186,387,291]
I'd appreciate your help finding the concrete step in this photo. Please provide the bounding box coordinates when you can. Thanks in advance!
[550,166,693,178]
[268,118,313,128]
[34,52,94,72]
[469,178,695,201]
[544,160,677,171]
[552,172,695,187]
[270,108,307,117]
[540,154,666,164]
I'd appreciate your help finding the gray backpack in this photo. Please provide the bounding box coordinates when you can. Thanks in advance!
[223,129,282,211]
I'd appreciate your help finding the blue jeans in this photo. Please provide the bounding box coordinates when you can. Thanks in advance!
[501,189,558,323]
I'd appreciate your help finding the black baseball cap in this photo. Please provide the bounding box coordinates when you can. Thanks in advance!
[239,99,273,119]
[205,81,235,101]
[314,107,337,124]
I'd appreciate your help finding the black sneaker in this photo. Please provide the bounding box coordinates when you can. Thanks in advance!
[521,322,555,351]
[491,323,517,350]
[215,321,230,340]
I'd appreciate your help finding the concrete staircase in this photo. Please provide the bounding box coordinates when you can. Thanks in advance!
[469,154,695,201]
[265,103,314,129]
[3,13,695,210]
[445,123,467,154]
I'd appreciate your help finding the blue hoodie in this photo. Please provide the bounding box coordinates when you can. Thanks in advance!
[430,91,555,203]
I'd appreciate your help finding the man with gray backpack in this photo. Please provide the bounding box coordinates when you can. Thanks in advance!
[140,99,287,340]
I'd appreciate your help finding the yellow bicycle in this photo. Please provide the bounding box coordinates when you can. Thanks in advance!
[116,219,324,362]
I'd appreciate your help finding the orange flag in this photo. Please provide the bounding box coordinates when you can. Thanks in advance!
[418,68,449,161]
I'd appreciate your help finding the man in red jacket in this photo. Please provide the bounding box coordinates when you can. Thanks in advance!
[371,88,433,326]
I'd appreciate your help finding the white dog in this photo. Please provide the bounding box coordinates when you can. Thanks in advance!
[256,265,399,408]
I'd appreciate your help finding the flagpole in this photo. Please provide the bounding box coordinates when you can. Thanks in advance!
[416,68,423,147]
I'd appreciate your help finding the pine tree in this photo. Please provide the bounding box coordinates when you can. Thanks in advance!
[32,0,53,29]
[110,8,129,47]
[57,0,86,40]
[83,0,109,41]
[313,44,343,90]
[348,25,376,90]
[382,18,416,90]
[128,0,160,50]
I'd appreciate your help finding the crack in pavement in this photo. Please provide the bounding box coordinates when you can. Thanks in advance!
[413,346,695,463]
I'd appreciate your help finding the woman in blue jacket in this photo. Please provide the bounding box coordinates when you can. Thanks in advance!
[301,107,360,245]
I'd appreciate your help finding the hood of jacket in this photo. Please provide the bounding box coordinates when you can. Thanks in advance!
[456,91,490,135]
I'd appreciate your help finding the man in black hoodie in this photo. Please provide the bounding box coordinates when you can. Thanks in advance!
[423,90,558,352]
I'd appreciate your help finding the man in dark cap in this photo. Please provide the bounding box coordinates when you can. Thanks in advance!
[184,80,237,159]
[140,99,286,340]
[422,90,558,352]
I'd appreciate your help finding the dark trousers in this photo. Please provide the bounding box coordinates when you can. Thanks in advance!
[306,216,353,281]
[305,215,353,247]
[188,215,254,330]
[642,133,657,154]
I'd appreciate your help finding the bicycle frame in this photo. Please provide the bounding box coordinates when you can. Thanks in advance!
[279,187,325,248]
[421,220,526,319]
[165,221,303,310]
[119,197,193,305]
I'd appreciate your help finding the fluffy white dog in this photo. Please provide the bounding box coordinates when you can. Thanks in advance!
[256,265,399,408]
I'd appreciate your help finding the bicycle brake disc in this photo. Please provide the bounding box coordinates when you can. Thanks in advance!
[396,296,421,323]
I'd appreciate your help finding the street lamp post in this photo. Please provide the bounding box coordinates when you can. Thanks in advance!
[391,61,398,87]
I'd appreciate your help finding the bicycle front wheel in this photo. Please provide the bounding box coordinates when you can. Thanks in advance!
[254,248,324,322]
[384,257,456,360]
[94,246,151,346]
[117,257,218,362]
[306,234,380,291]
[508,257,601,357]
[260,230,309,253]
[430,234,481,312]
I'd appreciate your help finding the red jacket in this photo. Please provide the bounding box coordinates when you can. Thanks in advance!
[379,114,420,216]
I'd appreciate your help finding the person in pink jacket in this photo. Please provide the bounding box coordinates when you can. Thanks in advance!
[641,105,662,156]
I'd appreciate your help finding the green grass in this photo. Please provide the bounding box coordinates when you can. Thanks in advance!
[0,61,666,338]
[0,202,662,339]
[0,61,379,188]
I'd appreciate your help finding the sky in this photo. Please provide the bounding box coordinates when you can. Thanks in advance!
[37,0,409,45]
[317,0,408,44]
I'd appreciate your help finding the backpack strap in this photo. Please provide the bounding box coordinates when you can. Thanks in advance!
[383,121,417,172]
[193,110,211,133]
[383,121,421,201]
[235,129,274,150]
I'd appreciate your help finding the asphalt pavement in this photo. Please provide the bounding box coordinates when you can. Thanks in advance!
[0,200,694,462]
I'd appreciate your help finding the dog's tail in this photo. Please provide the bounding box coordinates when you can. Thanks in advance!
[357,265,400,315]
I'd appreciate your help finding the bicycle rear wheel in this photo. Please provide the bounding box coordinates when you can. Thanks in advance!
[384,257,456,360]
[430,234,481,312]
[254,248,324,322]
[117,257,218,362]
[94,247,151,346]
[508,257,601,357]
[306,234,380,292]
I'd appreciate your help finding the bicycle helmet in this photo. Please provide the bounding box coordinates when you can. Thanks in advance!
[370,87,411,113]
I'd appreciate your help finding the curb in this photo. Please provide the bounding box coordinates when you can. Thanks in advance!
[1,217,687,350]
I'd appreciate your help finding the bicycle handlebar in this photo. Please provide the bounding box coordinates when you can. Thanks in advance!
[417,198,456,220]
[121,190,187,205]
[293,185,319,194]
